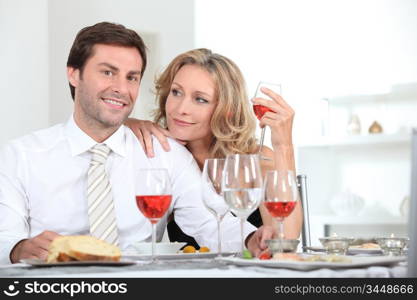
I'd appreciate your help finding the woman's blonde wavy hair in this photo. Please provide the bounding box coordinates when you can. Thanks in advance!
[153,48,258,158]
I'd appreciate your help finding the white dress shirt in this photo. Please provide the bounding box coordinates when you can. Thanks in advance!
[0,115,256,264]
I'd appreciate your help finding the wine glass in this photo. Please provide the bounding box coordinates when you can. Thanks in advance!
[252,82,282,158]
[263,170,299,252]
[135,168,172,261]
[201,158,229,257]
[222,154,263,256]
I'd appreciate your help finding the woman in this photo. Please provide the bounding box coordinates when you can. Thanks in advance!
[126,48,302,247]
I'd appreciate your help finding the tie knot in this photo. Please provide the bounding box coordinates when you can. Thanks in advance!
[90,144,111,164]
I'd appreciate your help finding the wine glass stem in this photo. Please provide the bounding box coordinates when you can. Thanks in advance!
[240,217,245,255]
[258,127,266,153]
[216,216,222,257]
[278,219,285,240]
[151,222,156,261]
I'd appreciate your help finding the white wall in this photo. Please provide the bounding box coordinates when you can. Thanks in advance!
[0,0,194,147]
[0,0,49,145]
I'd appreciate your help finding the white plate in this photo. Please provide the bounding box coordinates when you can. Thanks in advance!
[304,246,383,255]
[20,258,136,267]
[130,242,186,254]
[217,255,405,271]
[348,246,383,255]
[123,252,224,260]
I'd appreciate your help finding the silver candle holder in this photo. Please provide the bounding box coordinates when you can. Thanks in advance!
[376,234,409,256]
[319,235,354,255]
[266,239,300,254]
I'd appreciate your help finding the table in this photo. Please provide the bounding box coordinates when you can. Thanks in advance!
[0,258,407,278]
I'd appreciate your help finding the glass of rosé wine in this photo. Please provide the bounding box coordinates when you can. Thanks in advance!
[136,169,172,261]
[263,170,299,252]
[252,82,281,159]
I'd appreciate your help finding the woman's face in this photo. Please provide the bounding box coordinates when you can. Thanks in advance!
[165,64,217,144]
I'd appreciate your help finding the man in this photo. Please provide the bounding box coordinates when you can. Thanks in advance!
[0,22,272,264]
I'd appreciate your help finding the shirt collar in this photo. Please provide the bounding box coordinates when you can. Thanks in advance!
[64,114,127,157]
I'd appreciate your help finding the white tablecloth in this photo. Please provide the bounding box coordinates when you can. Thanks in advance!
[0,259,407,278]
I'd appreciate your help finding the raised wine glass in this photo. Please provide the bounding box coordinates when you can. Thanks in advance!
[252,82,282,159]
[135,168,172,262]
[201,158,229,257]
[263,170,299,252]
[222,154,263,256]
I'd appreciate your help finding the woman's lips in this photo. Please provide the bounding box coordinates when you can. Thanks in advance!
[172,118,194,127]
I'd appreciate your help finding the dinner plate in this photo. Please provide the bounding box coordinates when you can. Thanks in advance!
[217,255,405,271]
[20,258,136,267]
[303,246,383,255]
[348,246,383,255]
[123,251,235,260]
[130,242,187,255]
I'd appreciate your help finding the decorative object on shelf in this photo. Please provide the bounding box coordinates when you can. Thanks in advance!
[330,189,365,216]
[346,114,361,135]
[368,120,383,134]
[399,195,410,217]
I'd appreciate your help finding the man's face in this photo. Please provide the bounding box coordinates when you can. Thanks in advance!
[68,44,143,130]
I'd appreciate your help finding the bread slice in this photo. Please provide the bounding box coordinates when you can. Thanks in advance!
[47,235,121,263]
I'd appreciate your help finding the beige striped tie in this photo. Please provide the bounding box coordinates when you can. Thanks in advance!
[87,144,119,246]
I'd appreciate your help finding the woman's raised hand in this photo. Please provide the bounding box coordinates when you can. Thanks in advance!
[251,87,294,149]
[125,118,173,157]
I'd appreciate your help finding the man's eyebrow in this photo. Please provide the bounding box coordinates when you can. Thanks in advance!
[98,63,141,76]
[128,70,141,76]
[98,62,119,71]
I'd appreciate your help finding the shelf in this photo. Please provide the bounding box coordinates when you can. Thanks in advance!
[324,93,389,105]
[310,215,408,226]
[297,133,411,148]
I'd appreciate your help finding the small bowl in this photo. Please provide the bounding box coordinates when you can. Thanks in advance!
[131,242,187,254]
[376,237,409,256]
[266,239,300,254]
[319,237,354,255]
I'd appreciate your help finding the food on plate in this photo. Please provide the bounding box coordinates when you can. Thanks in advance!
[182,245,197,253]
[350,243,380,249]
[304,255,352,263]
[181,245,210,253]
[242,249,253,259]
[199,246,210,253]
[258,250,272,260]
[272,253,303,261]
[270,253,352,263]
[46,236,121,263]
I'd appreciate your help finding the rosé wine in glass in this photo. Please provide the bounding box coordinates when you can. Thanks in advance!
[263,170,299,251]
[264,201,296,219]
[136,195,172,224]
[136,169,172,261]
[252,82,281,159]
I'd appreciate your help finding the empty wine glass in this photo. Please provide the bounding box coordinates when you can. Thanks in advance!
[135,169,172,261]
[201,158,229,257]
[252,82,282,159]
[222,154,263,256]
[263,170,299,252]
